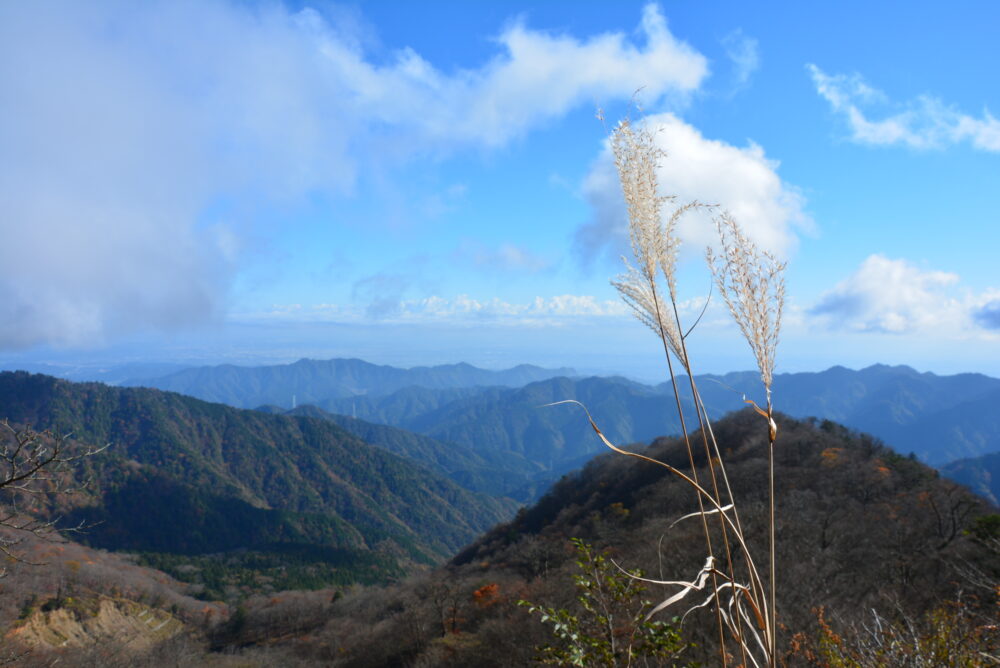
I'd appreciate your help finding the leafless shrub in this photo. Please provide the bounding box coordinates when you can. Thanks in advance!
[0,420,108,578]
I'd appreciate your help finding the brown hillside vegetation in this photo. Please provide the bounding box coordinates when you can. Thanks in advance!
[31,410,991,666]
[0,528,225,666]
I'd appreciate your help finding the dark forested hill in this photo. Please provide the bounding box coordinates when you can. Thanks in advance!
[123,358,576,409]
[0,372,517,589]
[315,376,698,500]
[277,405,539,498]
[405,375,691,469]
[179,410,1000,666]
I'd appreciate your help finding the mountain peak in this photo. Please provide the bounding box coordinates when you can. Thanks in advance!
[860,362,918,374]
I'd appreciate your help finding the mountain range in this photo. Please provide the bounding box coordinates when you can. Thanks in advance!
[123,358,576,408]
[128,360,1000,471]
[693,364,1000,465]
[325,364,1000,475]
[3,360,999,586]
[2,361,998,663]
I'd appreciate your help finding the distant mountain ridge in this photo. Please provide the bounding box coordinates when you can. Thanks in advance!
[125,358,577,408]
[324,363,1000,472]
[690,364,1000,464]
[942,451,1000,505]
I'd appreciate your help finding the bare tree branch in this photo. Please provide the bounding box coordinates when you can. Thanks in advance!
[0,419,109,577]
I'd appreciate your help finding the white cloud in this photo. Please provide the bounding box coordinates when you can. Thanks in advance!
[576,113,810,267]
[721,29,759,91]
[248,294,629,326]
[0,1,707,350]
[808,64,1000,151]
[396,294,629,323]
[809,254,1000,335]
[354,2,708,149]
[350,272,415,320]
[454,241,551,273]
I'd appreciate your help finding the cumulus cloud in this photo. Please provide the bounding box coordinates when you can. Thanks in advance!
[356,2,708,149]
[0,1,707,350]
[576,113,809,268]
[808,64,1000,151]
[810,254,976,334]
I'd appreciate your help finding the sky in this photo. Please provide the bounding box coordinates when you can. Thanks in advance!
[2,0,999,382]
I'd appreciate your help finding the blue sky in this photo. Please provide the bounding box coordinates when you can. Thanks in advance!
[2,1,999,380]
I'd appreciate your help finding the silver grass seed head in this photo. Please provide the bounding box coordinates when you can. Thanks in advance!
[609,119,689,364]
[610,119,679,293]
[707,213,786,392]
[612,260,686,364]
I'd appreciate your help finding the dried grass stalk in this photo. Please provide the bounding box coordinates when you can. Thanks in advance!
[598,116,787,667]
[707,212,787,662]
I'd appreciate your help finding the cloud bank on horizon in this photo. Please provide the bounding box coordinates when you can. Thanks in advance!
[810,255,1000,336]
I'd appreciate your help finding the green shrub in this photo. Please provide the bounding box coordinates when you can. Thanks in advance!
[520,538,697,667]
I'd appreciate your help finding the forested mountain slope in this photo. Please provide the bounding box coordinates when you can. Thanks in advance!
[176,409,1000,665]
[6,410,997,664]
[277,405,539,498]
[0,372,516,588]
